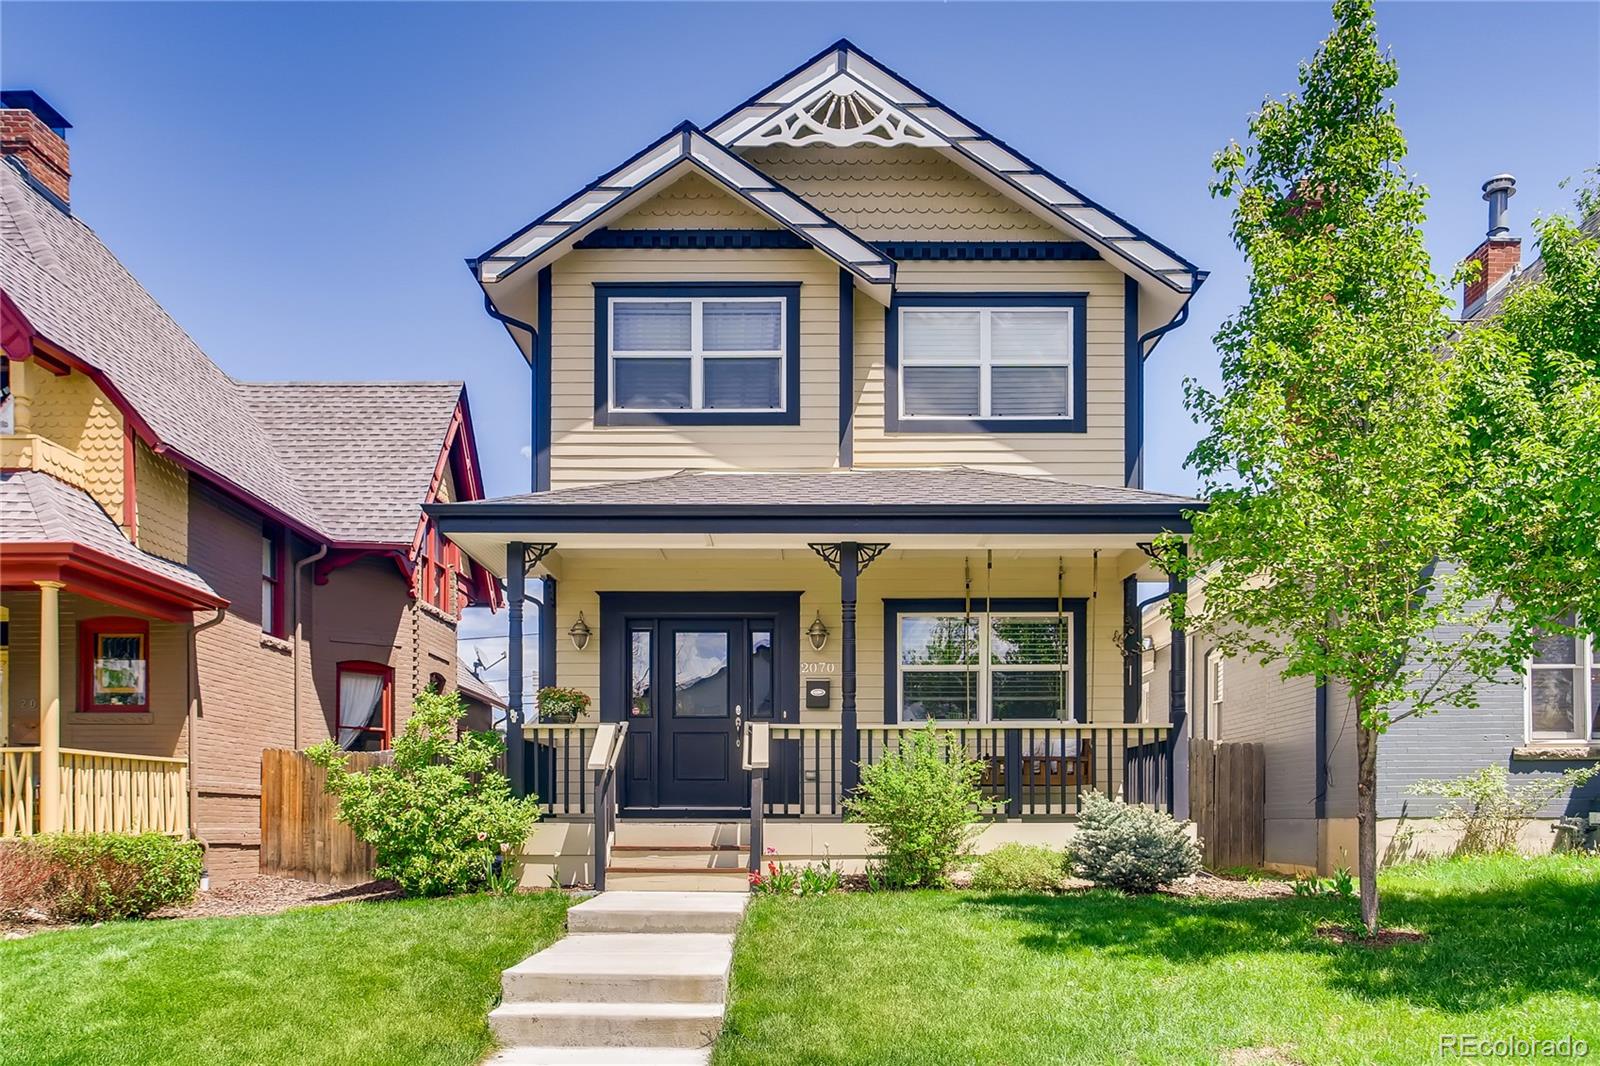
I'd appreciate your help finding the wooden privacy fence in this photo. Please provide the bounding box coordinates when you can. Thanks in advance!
[1189,738,1266,869]
[260,748,390,885]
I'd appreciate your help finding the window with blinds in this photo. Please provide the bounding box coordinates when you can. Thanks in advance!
[898,305,1075,421]
[608,296,787,413]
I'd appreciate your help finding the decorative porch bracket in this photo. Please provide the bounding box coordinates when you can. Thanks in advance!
[808,543,889,795]
[523,543,558,571]
[806,542,890,575]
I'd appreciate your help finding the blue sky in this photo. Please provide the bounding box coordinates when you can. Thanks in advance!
[6,2,1597,692]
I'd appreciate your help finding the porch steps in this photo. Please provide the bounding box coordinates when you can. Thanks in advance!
[486,892,748,1066]
[605,823,752,892]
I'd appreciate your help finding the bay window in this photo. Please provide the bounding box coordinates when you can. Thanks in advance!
[595,283,800,425]
[1528,620,1599,743]
[894,604,1079,722]
[887,293,1087,432]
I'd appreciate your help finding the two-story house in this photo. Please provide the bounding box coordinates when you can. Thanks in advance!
[430,42,1205,884]
[0,91,499,881]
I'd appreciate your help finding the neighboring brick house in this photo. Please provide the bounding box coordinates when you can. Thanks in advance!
[0,91,499,881]
[1147,176,1600,874]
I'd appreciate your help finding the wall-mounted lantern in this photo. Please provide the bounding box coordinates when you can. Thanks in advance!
[568,612,592,651]
[807,611,830,651]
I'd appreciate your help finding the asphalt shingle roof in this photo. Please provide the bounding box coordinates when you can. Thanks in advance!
[461,467,1200,510]
[0,470,219,597]
[0,161,464,546]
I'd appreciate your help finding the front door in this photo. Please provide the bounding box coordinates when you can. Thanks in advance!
[659,619,747,809]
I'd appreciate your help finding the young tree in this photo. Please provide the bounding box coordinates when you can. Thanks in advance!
[1452,180,1600,665]
[1162,0,1512,932]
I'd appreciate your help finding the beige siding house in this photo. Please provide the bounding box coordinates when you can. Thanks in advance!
[433,41,1205,884]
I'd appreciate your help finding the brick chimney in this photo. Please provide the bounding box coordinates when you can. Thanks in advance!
[1462,173,1520,316]
[0,90,72,206]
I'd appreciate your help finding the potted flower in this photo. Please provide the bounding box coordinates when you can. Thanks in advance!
[536,685,590,723]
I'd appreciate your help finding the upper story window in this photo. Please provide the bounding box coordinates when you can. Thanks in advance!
[338,660,393,751]
[261,527,287,639]
[886,293,1087,434]
[1528,619,1598,743]
[79,617,150,713]
[594,283,801,427]
[418,521,460,615]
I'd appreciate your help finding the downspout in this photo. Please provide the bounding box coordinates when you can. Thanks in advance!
[188,607,228,867]
[292,544,329,748]
[1136,272,1208,360]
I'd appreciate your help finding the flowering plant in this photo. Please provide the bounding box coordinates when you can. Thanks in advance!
[748,847,841,896]
[537,686,591,723]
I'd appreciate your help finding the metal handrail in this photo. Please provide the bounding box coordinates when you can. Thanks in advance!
[588,722,628,890]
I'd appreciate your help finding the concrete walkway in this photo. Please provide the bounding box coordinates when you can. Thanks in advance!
[485,891,749,1066]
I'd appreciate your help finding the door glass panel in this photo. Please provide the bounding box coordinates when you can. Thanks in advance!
[674,631,730,718]
[751,628,773,717]
[629,627,652,717]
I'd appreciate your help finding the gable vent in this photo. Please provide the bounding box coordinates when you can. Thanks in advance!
[743,75,941,148]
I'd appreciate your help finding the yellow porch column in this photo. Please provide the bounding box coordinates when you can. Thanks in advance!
[36,580,63,834]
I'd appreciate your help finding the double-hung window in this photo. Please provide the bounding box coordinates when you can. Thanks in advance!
[338,661,394,751]
[890,293,1086,432]
[896,610,1074,722]
[596,284,800,425]
[1528,618,1599,743]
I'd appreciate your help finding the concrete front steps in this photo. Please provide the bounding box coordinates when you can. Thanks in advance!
[485,891,749,1066]
[604,822,752,893]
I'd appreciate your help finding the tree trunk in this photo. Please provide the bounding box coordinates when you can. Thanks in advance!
[1355,721,1380,934]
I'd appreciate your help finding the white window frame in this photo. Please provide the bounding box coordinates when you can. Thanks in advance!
[896,305,1075,421]
[896,610,1074,723]
[1205,651,1224,740]
[1525,632,1597,743]
[607,295,788,414]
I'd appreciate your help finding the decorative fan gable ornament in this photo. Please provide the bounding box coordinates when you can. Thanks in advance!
[742,74,943,148]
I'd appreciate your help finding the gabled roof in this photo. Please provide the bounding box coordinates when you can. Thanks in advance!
[1,160,488,559]
[237,381,471,544]
[474,123,895,299]
[707,40,1204,294]
[457,658,507,710]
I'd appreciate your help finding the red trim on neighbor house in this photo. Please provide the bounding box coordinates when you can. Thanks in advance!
[122,426,137,538]
[312,545,412,586]
[77,615,151,714]
[336,659,394,750]
[0,542,227,622]
[261,523,289,638]
[408,394,500,611]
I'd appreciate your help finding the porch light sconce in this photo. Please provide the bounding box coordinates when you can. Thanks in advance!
[568,613,592,652]
[807,611,830,651]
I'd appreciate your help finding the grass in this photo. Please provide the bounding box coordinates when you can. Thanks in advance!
[1,892,571,1066]
[715,854,1600,1065]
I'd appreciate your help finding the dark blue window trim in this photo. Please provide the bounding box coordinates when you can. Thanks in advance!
[882,598,1088,724]
[593,282,802,427]
[838,269,854,467]
[1123,276,1142,488]
[883,291,1089,435]
[534,266,553,492]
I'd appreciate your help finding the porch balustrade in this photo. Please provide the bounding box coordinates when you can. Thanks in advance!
[0,746,190,838]
[524,723,601,817]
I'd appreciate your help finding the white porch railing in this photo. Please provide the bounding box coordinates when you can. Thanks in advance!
[1,747,190,838]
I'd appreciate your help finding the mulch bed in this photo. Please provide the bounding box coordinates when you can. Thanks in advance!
[2,876,402,939]
[1314,921,1428,948]
[1161,871,1297,901]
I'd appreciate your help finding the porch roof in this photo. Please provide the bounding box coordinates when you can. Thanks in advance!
[429,468,1198,574]
[0,470,225,619]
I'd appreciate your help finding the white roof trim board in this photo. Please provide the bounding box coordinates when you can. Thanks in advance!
[707,41,1204,294]
[477,124,894,292]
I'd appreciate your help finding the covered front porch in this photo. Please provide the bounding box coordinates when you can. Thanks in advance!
[431,470,1195,875]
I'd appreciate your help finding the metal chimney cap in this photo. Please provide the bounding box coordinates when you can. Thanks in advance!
[1482,174,1518,199]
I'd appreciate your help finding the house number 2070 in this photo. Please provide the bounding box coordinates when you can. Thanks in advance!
[801,661,836,674]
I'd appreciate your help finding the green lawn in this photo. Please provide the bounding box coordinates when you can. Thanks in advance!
[715,855,1600,1065]
[1,892,570,1066]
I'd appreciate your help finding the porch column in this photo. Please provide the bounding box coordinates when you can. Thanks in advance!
[1167,545,1189,817]
[36,580,63,833]
[1123,575,1142,723]
[505,542,527,796]
[538,576,557,689]
[839,542,860,794]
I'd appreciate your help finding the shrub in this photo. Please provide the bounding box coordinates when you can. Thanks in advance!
[1066,792,1200,893]
[2,833,201,921]
[1407,764,1600,855]
[970,843,1065,893]
[845,725,987,888]
[306,689,540,896]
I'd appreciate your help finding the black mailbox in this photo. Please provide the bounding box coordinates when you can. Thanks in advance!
[805,678,832,709]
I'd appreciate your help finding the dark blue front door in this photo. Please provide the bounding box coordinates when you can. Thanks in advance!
[659,620,746,809]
